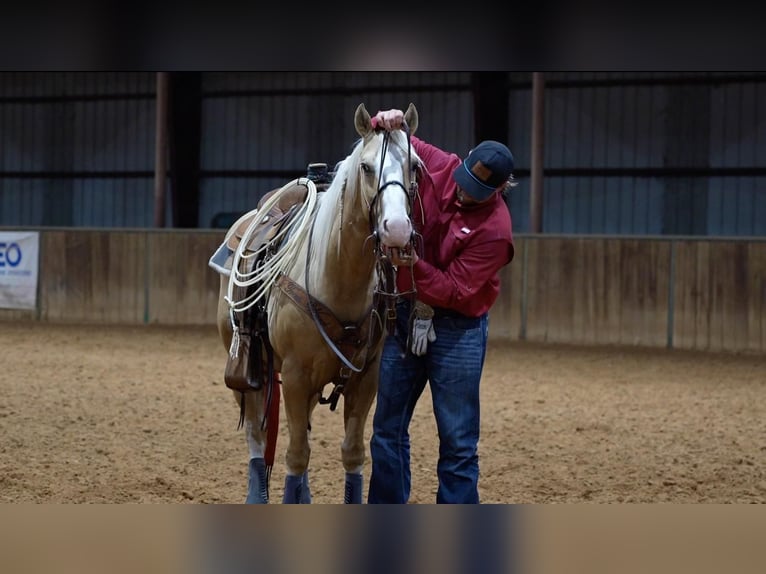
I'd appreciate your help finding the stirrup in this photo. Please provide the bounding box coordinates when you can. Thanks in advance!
[318,382,345,411]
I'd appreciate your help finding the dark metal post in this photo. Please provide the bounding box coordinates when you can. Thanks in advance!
[154,72,169,228]
[530,72,545,233]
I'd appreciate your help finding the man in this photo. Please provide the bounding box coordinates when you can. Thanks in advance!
[367,108,515,504]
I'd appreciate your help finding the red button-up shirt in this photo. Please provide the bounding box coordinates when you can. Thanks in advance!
[397,136,515,318]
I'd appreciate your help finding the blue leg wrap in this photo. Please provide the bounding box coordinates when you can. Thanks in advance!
[344,472,363,504]
[245,457,269,504]
[282,473,304,504]
[282,470,312,503]
[300,470,312,503]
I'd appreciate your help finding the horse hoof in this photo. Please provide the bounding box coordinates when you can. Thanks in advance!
[245,457,269,504]
[344,472,363,504]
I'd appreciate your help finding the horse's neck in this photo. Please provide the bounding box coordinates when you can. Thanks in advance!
[304,188,376,314]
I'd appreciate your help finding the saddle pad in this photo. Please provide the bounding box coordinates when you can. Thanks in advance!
[208,241,233,277]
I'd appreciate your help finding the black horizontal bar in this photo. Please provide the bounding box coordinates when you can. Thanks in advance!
[201,84,470,98]
[508,73,766,90]
[0,169,301,180]
[3,167,766,180]
[201,167,766,179]
[201,169,305,179]
[2,74,764,104]
[0,171,156,179]
[0,93,157,104]
[0,85,467,105]
[539,167,766,178]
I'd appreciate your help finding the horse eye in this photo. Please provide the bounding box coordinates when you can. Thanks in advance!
[360,163,372,174]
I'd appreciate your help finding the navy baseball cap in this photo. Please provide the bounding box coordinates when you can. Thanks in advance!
[452,140,514,201]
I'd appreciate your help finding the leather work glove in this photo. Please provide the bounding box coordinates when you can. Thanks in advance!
[410,300,436,356]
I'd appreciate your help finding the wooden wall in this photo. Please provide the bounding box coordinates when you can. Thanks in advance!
[0,229,224,326]
[487,235,766,353]
[502,237,672,348]
[2,230,764,354]
[672,240,766,352]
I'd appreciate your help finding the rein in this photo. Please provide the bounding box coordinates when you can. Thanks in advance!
[303,214,368,374]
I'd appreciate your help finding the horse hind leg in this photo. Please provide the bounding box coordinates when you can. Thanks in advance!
[247,457,269,504]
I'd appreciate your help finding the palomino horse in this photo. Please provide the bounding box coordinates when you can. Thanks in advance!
[214,103,421,503]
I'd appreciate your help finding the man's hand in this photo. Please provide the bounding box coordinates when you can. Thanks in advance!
[372,109,405,131]
[388,247,418,267]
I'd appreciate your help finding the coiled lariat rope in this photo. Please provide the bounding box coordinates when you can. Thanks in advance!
[224,178,319,356]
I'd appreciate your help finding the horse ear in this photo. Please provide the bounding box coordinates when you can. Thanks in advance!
[404,103,418,136]
[354,103,372,137]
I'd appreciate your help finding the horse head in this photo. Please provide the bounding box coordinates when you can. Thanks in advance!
[353,103,420,252]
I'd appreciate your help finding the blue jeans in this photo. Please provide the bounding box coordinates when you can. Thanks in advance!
[368,301,489,504]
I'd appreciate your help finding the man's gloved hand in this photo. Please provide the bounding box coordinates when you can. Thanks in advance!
[410,300,436,356]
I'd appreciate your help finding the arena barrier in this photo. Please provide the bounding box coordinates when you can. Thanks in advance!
[1,229,764,354]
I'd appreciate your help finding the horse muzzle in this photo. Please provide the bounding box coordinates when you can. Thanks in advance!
[378,215,412,249]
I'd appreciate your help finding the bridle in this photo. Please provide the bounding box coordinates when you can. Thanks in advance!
[367,123,420,335]
[367,124,417,240]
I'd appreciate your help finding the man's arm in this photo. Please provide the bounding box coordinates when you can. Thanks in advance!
[411,240,512,316]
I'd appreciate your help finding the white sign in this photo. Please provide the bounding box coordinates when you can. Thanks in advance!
[0,231,40,310]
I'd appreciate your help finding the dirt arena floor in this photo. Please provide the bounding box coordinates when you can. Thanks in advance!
[1,321,764,504]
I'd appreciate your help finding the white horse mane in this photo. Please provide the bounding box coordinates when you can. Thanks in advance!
[308,138,364,261]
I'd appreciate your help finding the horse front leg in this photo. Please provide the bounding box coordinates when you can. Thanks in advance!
[234,390,270,504]
[342,362,379,503]
[280,367,315,504]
